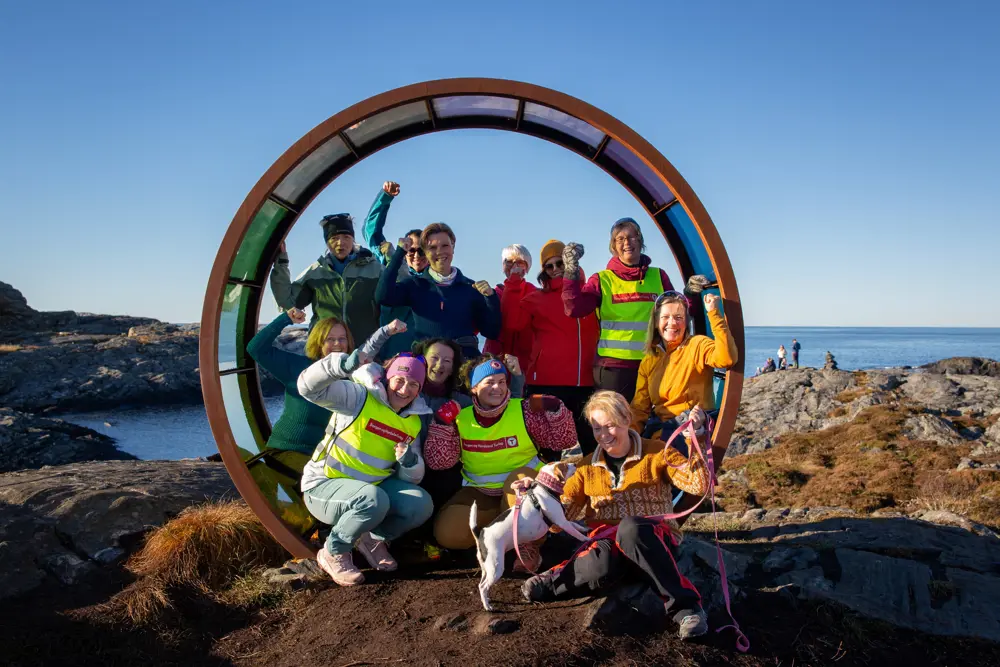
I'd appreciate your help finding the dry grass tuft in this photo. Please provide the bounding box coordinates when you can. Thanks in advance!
[718,406,1000,528]
[834,387,869,404]
[102,500,287,625]
[0,343,23,354]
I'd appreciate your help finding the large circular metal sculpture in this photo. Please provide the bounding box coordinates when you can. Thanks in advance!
[200,78,745,558]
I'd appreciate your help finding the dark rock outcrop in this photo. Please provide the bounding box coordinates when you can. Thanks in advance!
[0,460,236,600]
[922,357,1000,377]
[0,408,136,472]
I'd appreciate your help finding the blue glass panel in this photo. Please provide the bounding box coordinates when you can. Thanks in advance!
[344,102,430,147]
[522,102,605,147]
[604,140,676,209]
[219,283,251,372]
[273,135,351,205]
[713,374,725,409]
[663,204,713,277]
[432,95,518,118]
[221,373,266,455]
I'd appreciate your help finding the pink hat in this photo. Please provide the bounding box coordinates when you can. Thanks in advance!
[386,353,426,387]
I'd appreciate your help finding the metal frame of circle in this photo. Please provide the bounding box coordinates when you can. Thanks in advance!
[199,78,745,559]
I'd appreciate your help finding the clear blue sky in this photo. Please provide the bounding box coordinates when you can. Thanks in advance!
[2,0,998,327]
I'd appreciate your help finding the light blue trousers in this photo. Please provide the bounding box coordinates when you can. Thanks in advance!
[303,476,433,555]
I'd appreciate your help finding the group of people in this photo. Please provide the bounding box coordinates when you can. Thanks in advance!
[246,181,738,640]
[757,338,801,375]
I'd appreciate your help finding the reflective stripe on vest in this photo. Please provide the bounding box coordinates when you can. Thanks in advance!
[317,391,422,485]
[456,399,543,489]
[596,268,664,361]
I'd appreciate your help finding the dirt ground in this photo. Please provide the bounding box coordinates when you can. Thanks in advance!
[4,559,1000,667]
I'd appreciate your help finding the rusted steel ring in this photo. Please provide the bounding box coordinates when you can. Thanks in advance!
[200,78,744,557]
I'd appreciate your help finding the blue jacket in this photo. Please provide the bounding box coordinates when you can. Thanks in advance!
[375,247,501,359]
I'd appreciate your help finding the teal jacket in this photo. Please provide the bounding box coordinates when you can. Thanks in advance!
[270,189,393,342]
[363,189,417,359]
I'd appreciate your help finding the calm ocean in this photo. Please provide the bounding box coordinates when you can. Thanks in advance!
[63,327,1000,461]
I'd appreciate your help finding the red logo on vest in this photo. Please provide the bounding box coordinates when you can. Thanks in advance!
[610,292,657,304]
[462,436,519,453]
[365,419,413,445]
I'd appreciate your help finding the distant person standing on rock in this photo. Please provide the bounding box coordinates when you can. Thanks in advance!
[791,338,801,368]
[271,182,396,341]
[777,344,787,370]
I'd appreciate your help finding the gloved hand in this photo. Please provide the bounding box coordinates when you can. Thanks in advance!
[435,399,461,425]
[562,242,584,279]
[395,443,418,468]
[685,274,712,295]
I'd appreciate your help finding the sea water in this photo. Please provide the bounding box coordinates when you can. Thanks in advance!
[64,327,1000,461]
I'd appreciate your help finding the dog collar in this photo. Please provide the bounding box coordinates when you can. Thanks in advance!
[534,471,564,496]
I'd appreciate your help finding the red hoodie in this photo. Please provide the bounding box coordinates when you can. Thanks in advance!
[483,274,537,374]
[561,254,674,370]
[506,275,601,387]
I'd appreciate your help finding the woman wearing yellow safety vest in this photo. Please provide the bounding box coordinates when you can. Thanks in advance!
[423,354,578,567]
[561,218,676,403]
[297,324,434,587]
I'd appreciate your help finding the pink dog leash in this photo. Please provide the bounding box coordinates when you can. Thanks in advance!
[511,490,539,574]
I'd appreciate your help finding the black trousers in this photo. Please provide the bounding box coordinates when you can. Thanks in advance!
[526,384,598,456]
[540,517,702,622]
[594,365,640,404]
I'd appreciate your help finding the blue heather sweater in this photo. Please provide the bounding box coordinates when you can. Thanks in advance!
[375,247,501,359]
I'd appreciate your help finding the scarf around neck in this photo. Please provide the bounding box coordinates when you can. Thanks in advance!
[429,267,458,286]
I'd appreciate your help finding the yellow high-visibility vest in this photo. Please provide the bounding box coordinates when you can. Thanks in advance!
[456,400,542,489]
[596,268,664,361]
[315,391,421,484]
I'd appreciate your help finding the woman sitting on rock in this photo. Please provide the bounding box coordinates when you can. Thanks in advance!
[423,354,576,565]
[630,291,737,440]
[520,390,710,640]
[297,338,433,586]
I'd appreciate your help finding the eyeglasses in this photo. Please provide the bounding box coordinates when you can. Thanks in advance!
[654,290,691,308]
[543,259,565,270]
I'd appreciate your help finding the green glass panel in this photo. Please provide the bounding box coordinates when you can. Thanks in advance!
[230,200,288,283]
[219,283,251,371]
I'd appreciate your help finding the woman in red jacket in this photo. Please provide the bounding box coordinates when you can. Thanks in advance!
[507,240,601,454]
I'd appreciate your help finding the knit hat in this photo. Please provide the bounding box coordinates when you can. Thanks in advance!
[539,239,565,267]
[386,354,426,387]
[469,358,507,391]
[321,213,355,241]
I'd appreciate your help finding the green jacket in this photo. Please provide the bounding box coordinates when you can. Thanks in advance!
[270,248,384,342]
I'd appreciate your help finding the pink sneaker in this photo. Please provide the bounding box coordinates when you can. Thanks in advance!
[356,533,398,572]
[316,548,365,586]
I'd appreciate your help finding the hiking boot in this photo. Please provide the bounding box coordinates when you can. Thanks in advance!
[356,532,398,572]
[316,548,365,586]
[677,609,708,640]
[512,538,544,573]
[521,570,557,602]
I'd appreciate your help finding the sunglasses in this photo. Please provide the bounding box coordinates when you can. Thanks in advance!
[655,290,691,308]
[406,248,425,257]
[543,259,565,270]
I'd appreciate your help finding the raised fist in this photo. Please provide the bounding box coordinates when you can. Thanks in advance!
[383,181,401,196]
[398,236,413,252]
[703,293,721,312]
[286,307,306,324]
[503,354,522,376]
[435,399,461,425]
[386,319,407,335]
[380,241,395,258]
[563,242,585,261]
[473,280,495,297]
[686,274,713,295]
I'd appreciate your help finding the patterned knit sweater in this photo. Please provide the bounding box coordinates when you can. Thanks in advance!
[561,430,709,534]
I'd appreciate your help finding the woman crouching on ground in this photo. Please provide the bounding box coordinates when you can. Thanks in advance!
[423,354,577,566]
[520,390,711,640]
[630,291,737,440]
[297,334,434,586]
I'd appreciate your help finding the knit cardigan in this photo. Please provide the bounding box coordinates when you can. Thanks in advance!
[561,430,708,533]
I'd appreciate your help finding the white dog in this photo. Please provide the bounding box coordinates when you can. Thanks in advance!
[470,461,591,611]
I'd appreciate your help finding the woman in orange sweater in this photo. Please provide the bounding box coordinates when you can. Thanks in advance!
[520,390,710,640]
[630,291,737,439]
